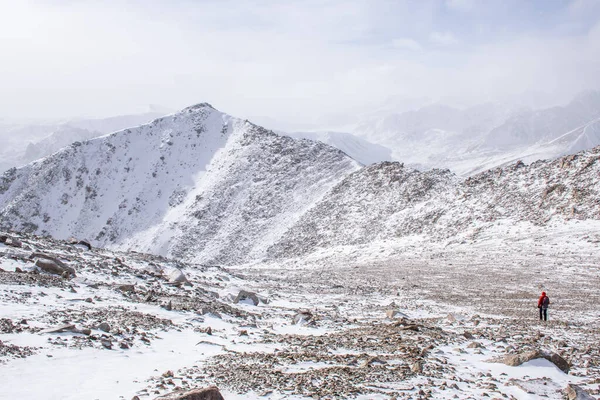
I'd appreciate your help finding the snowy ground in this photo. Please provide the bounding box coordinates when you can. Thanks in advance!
[0,231,599,399]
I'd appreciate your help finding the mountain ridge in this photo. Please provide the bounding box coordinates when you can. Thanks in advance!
[1,103,599,266]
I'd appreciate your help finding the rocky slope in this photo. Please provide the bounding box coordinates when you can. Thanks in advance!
[1,231,598,399]
[268,147,600,258]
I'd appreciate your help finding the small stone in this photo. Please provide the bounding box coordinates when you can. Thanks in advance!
[85,298,93,303]
[118,284,135,293]
[120,341,130,349]
[463,331,474,339]
[411,361,423,373]
[101,339,112,349]
[98,322,111,333]
[154,386,225,400]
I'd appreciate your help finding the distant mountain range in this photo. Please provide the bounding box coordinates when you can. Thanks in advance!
[0,110,167,173]
[352,90,600,175]
[1,102,598,266]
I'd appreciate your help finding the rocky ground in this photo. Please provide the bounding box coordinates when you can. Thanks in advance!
[1,231,599,399]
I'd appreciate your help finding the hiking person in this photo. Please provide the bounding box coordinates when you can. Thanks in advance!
[537,291,550,321]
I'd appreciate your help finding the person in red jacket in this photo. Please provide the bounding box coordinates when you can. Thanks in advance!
[538,291,550,321]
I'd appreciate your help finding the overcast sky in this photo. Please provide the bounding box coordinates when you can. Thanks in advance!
[1,0,600,126]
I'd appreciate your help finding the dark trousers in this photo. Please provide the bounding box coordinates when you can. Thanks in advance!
[539,307,547,321]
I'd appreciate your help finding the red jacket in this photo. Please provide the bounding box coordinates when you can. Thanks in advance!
[538,293,549,308]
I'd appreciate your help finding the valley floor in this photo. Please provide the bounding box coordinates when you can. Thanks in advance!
[0,231,599,399]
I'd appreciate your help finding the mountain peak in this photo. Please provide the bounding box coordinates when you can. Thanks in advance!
[181,102,217,113]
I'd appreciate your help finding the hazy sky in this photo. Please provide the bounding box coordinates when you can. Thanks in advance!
[1,0,600,125]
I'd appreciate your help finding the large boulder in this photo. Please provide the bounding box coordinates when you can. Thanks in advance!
[168,268,188,284]
[234,290,259,306]
[503,350,570,372]
[32,253,76,277]
[155,386,224,400]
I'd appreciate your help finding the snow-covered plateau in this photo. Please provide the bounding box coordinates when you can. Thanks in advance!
[0,102,599,399]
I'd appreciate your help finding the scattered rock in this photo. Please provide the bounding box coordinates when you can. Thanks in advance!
[98,322,111,333]
[154,386,225,400]
[463,331,474,339]
[101,339,112,349]
[234,290,259,306]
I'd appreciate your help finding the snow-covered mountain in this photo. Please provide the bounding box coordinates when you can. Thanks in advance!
[0,103,360,264]
[0,110,166,173]
[1,102,599,266]
[283,131,392,166]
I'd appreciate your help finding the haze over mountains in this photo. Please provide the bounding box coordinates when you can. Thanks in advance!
[1,101,599,266]
[352,90,600,175]
[0,109,167,174]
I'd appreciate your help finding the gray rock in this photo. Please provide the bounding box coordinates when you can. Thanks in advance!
[292,310,313,325]
[154,386,225,400]
[504,350,542,367]
[234,290,259,306]
[33,254,76,277]
[98,322,111,333]
[168,268,188,284]
[411,361,423,373]
[39,324,76,334]
[549,352,570,373]
[117,284,135,293]
[35,259,65,276]
[467,342,484,349]
[386,309,409,319]
[503,350,570,373]
[565,384,595,400]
